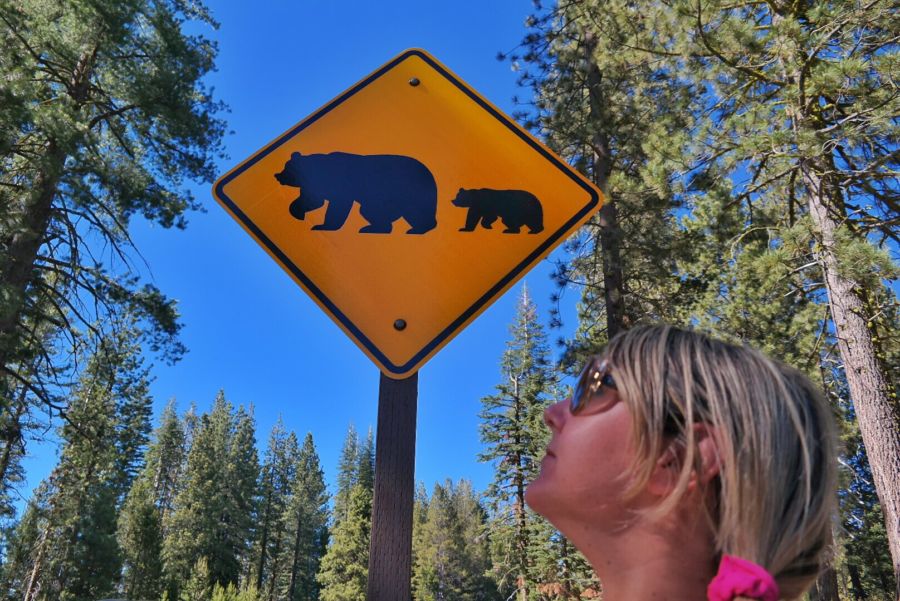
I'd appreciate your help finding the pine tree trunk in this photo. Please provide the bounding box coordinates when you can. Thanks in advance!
[0,385,26,484]
[809,566,840,601]
[847,562,867,600]
[512,381,528,601]
[255,489,273,590]
[584,35,626,339]
[287,510,303,601]
[266,529,283,601]
[515,472,527,601]
[22,526,47,601]
[0,141,66,378]
[1,44,97,386]
[802,161,900,596]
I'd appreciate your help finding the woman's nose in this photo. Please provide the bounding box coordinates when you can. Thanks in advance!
[543,399,567,432]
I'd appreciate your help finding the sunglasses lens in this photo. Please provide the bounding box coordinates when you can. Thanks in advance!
[571,358,598,414]
[571,377,587,414]
[601,372,616,390]
[570,358,616,415]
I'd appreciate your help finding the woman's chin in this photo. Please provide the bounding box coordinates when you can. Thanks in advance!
[524,473,551,514]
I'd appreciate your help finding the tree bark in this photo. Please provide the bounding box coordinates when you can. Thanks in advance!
[255,486,273,590]
[0,141,66,377]
[584,35,627,339]
[265,525,283,601]
[0,44,98,394]
[809,566,840,601]
[287,508,303,601]
[512,380,529,601]
[847,562,867,600]
[0,39,100,405]
[23,525,48,601]
[0,384,26,485]
[802,161,900,597]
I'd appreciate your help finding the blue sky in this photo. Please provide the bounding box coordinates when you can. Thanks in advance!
[24,0,585,503]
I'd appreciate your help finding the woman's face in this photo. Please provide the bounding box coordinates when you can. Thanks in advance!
[525,380,644,533]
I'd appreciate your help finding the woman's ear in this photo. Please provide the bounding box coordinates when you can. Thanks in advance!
[647,440,682,496]
[646,423,721,497]
[692,423,721,485]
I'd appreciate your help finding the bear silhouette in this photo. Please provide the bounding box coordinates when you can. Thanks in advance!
[452,188,544,234]
[274,152,438,234]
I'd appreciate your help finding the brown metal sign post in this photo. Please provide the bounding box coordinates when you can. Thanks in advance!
[367,373,417,600]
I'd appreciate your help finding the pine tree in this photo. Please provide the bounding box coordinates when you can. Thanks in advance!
[0,381,29,540]
[118,477,163,601]
[451,480,498,600]
[0,484,48,598]
[277,432,329,601]
[19,321,153,601]
[210,581,261,601]
[117,398,188,600]
[411,482,430,598]
[356,427,375,495]
[413,481,464,600]
[162,392,259,598]
[252,420,299,598]
[479,286,556,601]
[317,484,372,601]
[230,405,261,582]
[0,0,225,429]
[163,393,231,595]
[150,400,188,528]
[677,188,828,374]
[836,386,896,599]
[412,480,497,601]
[181,557,213,601]
[655,0,900,585]
[333,424,359,526]
[511,1,702,353]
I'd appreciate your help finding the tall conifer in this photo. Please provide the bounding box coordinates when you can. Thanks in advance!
[412,480,497,601]
[511,1,701,353]
[118,477,164,600]
[253,419,299,598]
[333,424,359,526]
[318,424,374,601]
[356,427,375,495]
[0,0,225,428]
[118,400,188,601]
[277,432,329,601]
[671,3,899,584]
[317,484,371,601]
[19,321,152,601]
[162,393,259,597]
[478,285,555,601]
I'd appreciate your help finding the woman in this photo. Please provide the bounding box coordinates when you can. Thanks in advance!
[526,324,838,601]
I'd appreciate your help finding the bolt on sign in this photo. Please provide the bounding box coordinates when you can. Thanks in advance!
[213,49,603,378]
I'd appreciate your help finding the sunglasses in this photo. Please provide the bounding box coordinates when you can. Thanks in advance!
[570,357,618,415]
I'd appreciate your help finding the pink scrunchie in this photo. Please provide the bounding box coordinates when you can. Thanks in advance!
[707,555,780,601]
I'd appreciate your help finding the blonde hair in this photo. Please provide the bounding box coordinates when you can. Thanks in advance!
[604,324,838,600]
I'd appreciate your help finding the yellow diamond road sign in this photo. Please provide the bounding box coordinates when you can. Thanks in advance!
[213,49,603,378]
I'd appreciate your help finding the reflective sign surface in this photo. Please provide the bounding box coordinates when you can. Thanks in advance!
[213,49,603,378]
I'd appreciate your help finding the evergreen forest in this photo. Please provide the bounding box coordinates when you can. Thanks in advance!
[0,0,896,600]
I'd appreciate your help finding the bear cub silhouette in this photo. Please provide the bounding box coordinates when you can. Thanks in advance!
[274,152,438,234]
[452,188,544,234]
